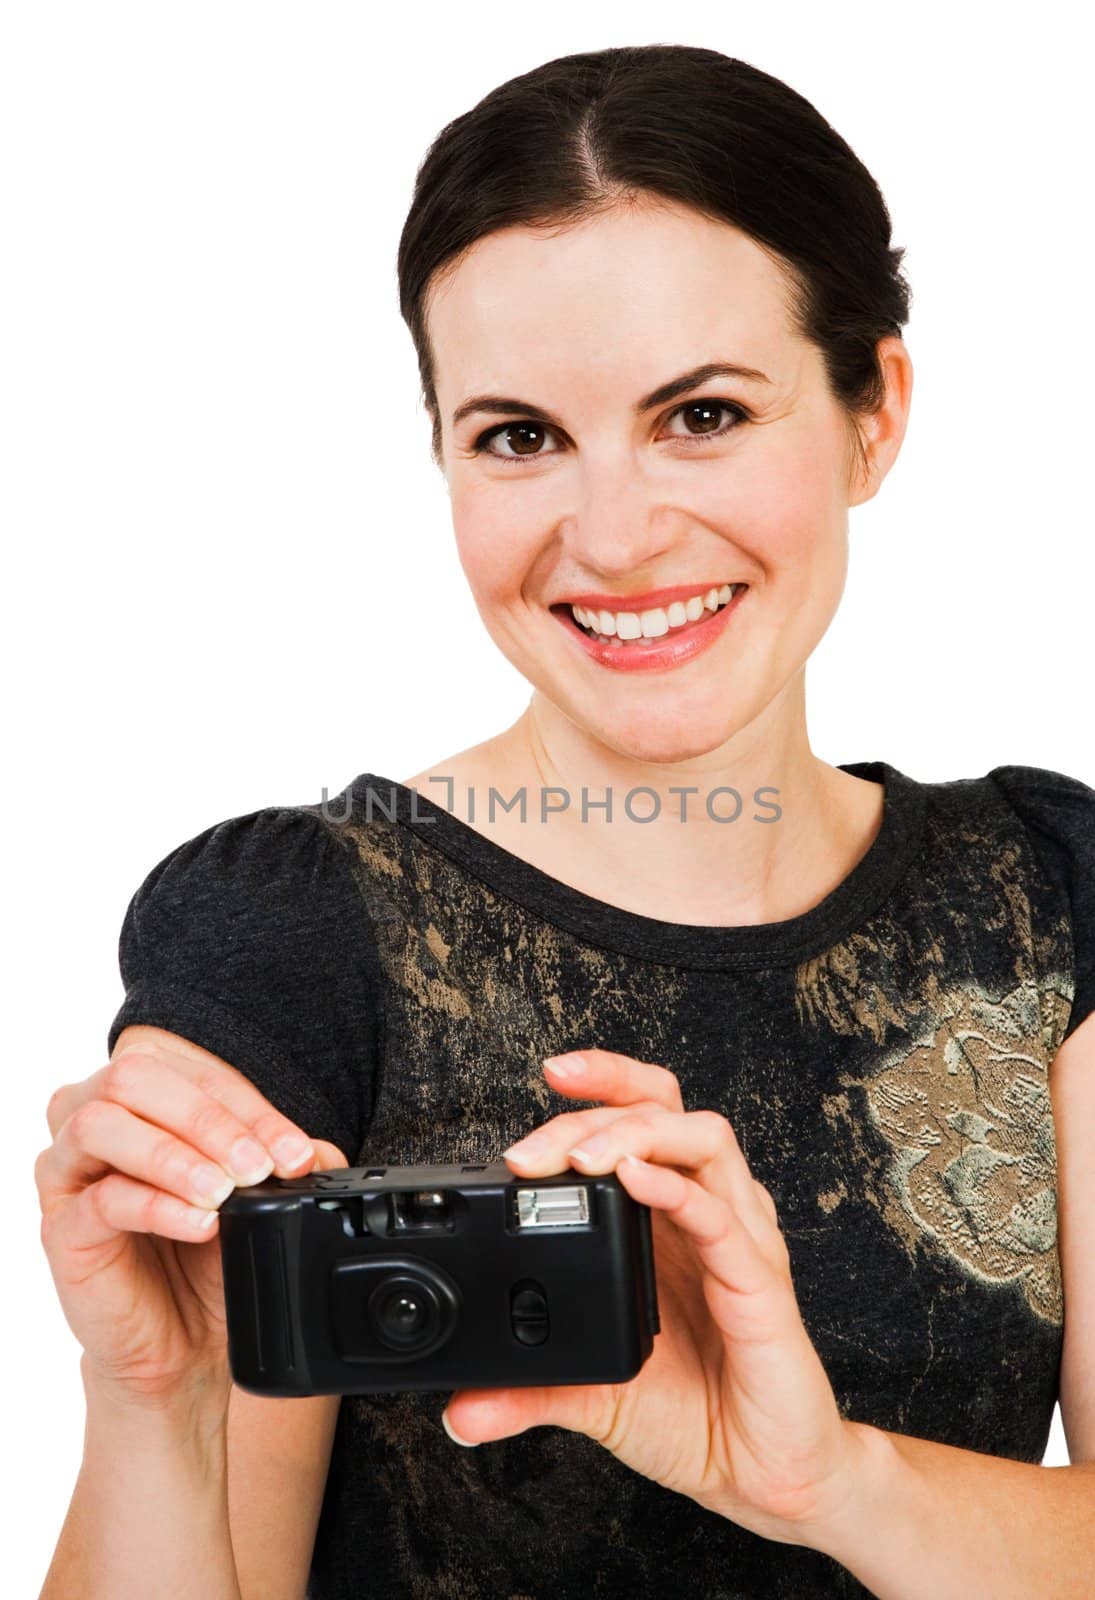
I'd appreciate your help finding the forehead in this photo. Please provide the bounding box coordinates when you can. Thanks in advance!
[424,203,800,403]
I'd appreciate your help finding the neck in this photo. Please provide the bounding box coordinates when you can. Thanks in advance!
[433,681,881,928]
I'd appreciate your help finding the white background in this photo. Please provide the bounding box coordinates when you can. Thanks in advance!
[6,3,1091,1590]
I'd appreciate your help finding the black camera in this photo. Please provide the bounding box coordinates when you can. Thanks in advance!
[218,1159,660,1396]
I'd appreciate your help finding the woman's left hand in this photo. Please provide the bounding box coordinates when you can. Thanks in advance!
[441,1048,865,1548]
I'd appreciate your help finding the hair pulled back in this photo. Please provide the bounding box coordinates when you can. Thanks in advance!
[397,44,911,474]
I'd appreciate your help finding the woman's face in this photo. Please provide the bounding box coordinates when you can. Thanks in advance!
[425,200,908,764]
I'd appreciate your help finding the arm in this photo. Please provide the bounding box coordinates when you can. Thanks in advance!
[40,1332,341,1600]
[226,1385,342,1599]
[806,1420,1095,1600]
[36,1025,347,1600]
[721,1006,1095,1599]
[39,1358,241,1600]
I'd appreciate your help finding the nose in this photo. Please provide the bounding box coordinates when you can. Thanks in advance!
[560,462,679,579]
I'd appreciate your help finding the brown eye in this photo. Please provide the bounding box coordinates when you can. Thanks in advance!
[471,397,747,466]
[476,421,559,461]
[683,402,724,434]
[503,424,546,455]
[663,400,748,442]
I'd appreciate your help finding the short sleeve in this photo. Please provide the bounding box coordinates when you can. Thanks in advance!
[106,805,380,1161]
[988,764,1095,1046]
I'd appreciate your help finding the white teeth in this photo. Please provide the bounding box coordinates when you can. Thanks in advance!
[568,584,744,642]
[639,608,669,638]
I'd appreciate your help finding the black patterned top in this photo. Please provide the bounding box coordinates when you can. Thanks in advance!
[106,759,1095,1600]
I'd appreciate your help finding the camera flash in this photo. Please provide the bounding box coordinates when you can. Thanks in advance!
[515,1185,590,1228]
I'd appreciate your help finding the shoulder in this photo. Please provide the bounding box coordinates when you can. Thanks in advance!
[126,801,338,911]
[984,762,1095,838]
[302,773,449,889]
[909,761,1095,871]
[108,793,381,1156]
[980,763,1095,906]
[979,763,1095,1048]
[119,790,379,957]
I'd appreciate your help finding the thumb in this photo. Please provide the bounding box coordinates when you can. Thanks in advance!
[442,1382,617,1447]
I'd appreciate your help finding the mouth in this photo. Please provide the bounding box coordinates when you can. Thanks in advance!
[549,582,749,674]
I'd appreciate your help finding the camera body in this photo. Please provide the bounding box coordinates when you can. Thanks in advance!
[218,1159,660,1396]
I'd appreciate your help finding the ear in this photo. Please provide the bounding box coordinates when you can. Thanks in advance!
[848,335,914,507]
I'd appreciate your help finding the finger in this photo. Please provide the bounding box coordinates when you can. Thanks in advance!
[43,1098,252,1214]
[501,1099,673,1174]
[41,1092,348,1217]
[48,1045,317,1175]
[40,1138,353,1261]
[543,1049,684,1113]
[563,1107,775,1244]
[42,1172,225,1256]
[597,1109,765,1229]
[615,1156,792,1321]
[313,1140,350,1171]
[61,1052,282,1195]
[442,1377,616,1449]
[506,1046,686,1172]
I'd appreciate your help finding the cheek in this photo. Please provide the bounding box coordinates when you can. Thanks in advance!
[695,423,847,583]
[450,482,538,605]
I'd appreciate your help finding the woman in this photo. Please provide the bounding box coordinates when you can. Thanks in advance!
[37,43,1095,1600]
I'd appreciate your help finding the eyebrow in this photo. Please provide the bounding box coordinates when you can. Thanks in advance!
[450,360,774,431]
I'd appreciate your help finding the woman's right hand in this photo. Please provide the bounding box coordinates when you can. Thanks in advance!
[34,1027,348,1411]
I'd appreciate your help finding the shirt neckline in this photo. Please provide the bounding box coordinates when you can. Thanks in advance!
[347,760,929,970]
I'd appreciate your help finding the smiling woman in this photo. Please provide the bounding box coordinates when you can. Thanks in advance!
[38,39,1095,1600]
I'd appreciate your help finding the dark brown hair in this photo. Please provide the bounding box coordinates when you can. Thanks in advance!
[396,44,911,477]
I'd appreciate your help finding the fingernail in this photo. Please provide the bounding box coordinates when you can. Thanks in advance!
[566,1147,594,1167]
[272,1135,315,1169]
[441,1409,478,1447]
[544,1053,585,1078]
[192,1165,235,1207]
[568,1126,610,1159]
[502,1132,550,1161]
[228,1137,274,1185]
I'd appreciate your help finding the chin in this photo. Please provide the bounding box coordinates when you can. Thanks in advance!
[585,714,742,768]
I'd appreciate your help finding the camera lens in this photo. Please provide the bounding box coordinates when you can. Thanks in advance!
[367,1273,442,1351]
[331,1255,461,1364]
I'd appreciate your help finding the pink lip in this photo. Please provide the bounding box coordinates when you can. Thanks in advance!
[556,581,744,611]
[554,584,748,673]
